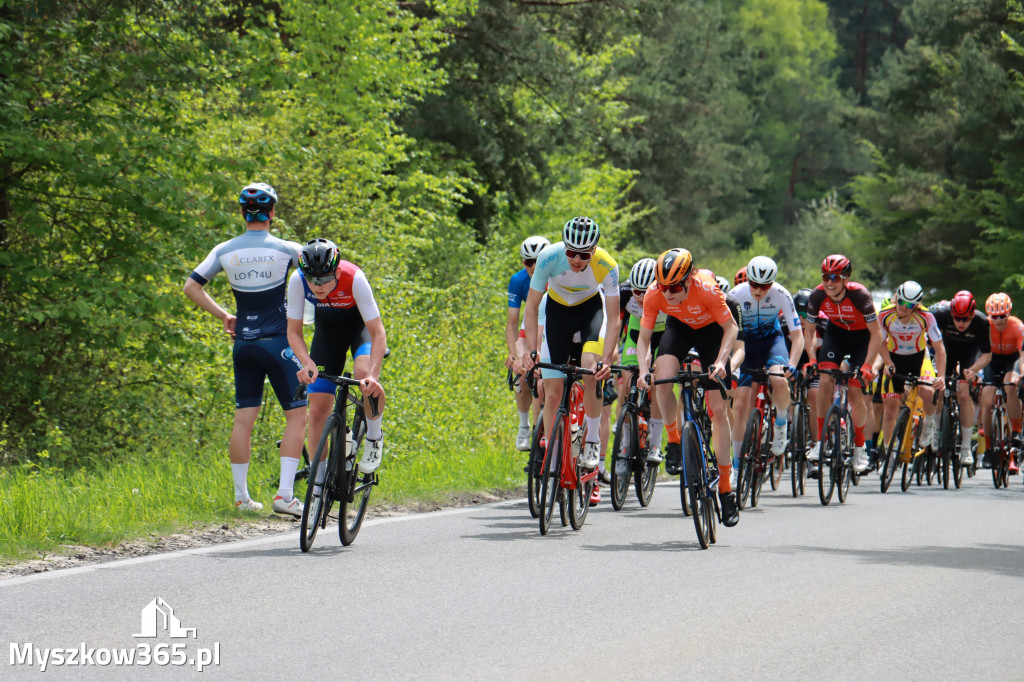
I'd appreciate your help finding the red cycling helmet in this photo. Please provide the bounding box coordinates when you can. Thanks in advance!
[821,254,852,277]
[734,266,748,287]
[950,290,976,318]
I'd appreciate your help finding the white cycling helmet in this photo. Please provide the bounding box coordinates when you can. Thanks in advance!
[629,258,657,291]
[562,216,600,251]
[715,275,731,293]
[520,235,550,260]
[746,256,778,285]
[895,280,924,307]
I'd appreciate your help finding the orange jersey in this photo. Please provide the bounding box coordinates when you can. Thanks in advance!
[642,269,732,330]
[989,315,1024,355]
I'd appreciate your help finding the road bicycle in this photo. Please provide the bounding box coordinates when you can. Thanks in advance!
[878,373,930,494]
[652,362,728,549]
[609,364,659,511]
[531,354,602,535]
[735,368,789,510]
[296,373,380,551]
[936,374,965,490]
[816,362,862,506]
[985,381,1014,489]
[788,369,814,497]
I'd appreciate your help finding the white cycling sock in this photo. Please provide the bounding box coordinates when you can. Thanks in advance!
[366,416,383,441]
[585,415,601,443]
[278,457,300,502]
[231,462,250,502]
[518,410,530,428]
[649,419,664,450]
[962,430,973,451]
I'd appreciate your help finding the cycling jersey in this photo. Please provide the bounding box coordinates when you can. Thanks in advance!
[928,304,990,354]
[730,282,800,340]
[530,243,618,306]
[190,230,302,340]
[878,303,942,356]
[285,262,380,325]
[641,269,732,331]
[989,315,1024,356]
[507,268,531,309]
[807,282,877,331]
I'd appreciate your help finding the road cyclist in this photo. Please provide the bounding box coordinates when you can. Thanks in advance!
[979,292,1023,473]
[506,236,550,451]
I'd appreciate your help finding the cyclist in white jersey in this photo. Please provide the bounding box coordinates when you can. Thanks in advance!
[183,183,306,514]
[521,217,619,471]
[729,257,804,462]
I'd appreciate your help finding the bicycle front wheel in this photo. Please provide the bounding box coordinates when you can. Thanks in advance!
[610,408,635,511]
[300,413,341,552]
[340,413,372,546]
[683,423,712,549]
[539,418,565,535]
[992,407,1009,489]
[881,409,908,493]
[636,459,658,508]
[939,405,952,489]
[818,409,840,506]
[791,405,806,497]
[527,417,545,518]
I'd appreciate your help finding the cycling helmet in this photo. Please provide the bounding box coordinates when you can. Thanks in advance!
[239,182,278,222]
[629,258,657,291]
[520,235,550,260]
[821,254,852,277]
[715,275,731,294]
[951,290,976,318]
[734,267,747,287]
[655,249,693,286]
[747,256,778,285]
[895,280,924,307]
[986,292,1012,316]
[298,238,339,278]
[562,216,600,251]
[794,288,813,315]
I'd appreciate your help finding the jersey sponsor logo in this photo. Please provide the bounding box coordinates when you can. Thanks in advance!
[232,269,274,281]
[230,254,276,266]
[246,315,258,320]
[743,302,752,311]
[687,304,703,314]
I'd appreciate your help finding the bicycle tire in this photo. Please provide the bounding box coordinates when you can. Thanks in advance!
[339,409,372,546]
[939,405,951,489]
[540,418,565,535]
[791,405,806,497]
[527,417,545,518]
[636,462,658,508]
[737,409,760,510]
[880,409,908,493]
[818,408,839,505]
[752,415,772,506]
[992,407,1006,489]
[683,423,711,549]
[569,422,593,530]
[610,408,635,511]
[300,413,341,552]
[837,420,851,504]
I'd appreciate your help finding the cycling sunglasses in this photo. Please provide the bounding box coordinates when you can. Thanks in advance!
[565,249,594,262]
[657,280,688,294]
[310,274,336,287]
[523,258,537,268]
[821,273,845,282]
[750,281,772,291]
[631,288,645,297]
[953,315,972,323]
[897,299,915,309]
[990,313,1008,320]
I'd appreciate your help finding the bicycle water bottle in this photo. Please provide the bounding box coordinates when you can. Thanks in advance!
[345,427,354,467]
[570,410,582,447]
[638,414,649,449]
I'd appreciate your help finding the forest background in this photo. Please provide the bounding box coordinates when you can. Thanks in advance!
[3,0,1024,554]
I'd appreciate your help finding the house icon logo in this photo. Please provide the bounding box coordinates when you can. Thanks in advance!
[133,597,197,639]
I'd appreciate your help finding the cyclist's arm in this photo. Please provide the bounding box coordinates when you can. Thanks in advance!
[802,322,817,367]
[505,307,521,366]
[967,352,991,379]
[636,324,654,382]
[730,341,745,371]
[714,316,739,377]
[286,317,317,384]
[603,294,620,367]
[787,326,804,368]
[522,288,544,368]
[865,318,883,374]
[932,339,947,381]
[183,277,235,339]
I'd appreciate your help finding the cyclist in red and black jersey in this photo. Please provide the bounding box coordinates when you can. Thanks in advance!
[804,254,882,473]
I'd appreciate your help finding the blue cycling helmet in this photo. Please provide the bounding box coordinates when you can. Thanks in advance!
[239,182,278,222]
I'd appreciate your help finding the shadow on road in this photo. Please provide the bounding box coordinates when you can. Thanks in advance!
[774,543,1024,578]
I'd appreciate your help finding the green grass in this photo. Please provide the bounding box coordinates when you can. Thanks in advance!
[0,434,528,562]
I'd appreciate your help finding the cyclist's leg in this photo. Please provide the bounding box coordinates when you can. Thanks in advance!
[731,384,753,468]
[261,337,309,508]
[1005,370,1022,439]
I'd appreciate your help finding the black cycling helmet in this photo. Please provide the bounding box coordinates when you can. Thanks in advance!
[298,238,339,278]
[794,288,813,315]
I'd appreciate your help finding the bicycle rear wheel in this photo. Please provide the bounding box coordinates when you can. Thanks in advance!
[300,414,341,552]
[527,417,546,518]
[939,406,952,489]
[339,413,372,546]
[737,410,760,510]
[683,423,711,549]
[881,409,908,493]
[992,407,1009,489]
[818,409,840,506]
[540,418,565,535]
[791,405,807,497]
[610,409,635,511]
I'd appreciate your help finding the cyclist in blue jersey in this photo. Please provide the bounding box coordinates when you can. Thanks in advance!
[184,183,307,514]
[506,236,550,450]
[729,257,804,463]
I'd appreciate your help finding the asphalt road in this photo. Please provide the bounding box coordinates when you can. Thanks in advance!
[3,470,1023,680]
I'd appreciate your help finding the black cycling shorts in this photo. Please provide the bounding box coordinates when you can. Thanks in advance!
[659,317,731,378]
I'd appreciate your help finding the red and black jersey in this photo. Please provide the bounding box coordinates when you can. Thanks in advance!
[807,282,877,331]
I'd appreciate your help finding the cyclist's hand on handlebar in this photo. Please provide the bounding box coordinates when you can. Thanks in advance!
[708,363,727,381]
[964,368,978,382]
[521,350,536,373]
[594,360,613,382]
[932,375,945,391]
[504,354,516,370]
[783,364,797,379]
[298,362,318,385]
[637,372,651,391]
[360,376,384,399]
[885,364,896,377]
[860,363,877,382]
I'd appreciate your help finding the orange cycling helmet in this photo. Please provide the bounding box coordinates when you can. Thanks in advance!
[734,266,747,287]
[655,249,693,286]
[985,292,1012,316]
[821,254,852,277]
[950,290,976,318]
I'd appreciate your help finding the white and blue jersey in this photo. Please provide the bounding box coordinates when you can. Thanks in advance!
[507,268,531,309]
[190,230,302,341]
[730,282,800,341]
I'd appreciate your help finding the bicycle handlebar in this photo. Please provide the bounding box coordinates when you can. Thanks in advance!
[651,369,729,400]
[293,372,381,418]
